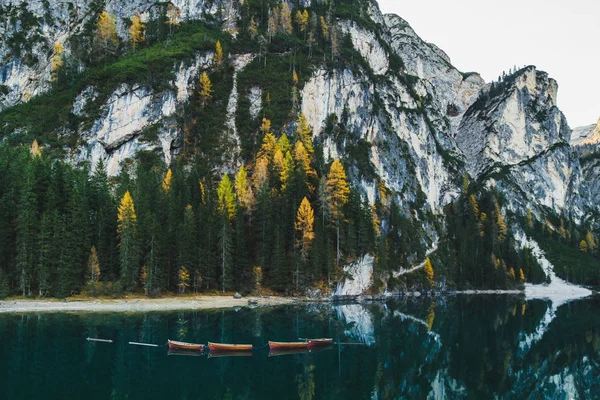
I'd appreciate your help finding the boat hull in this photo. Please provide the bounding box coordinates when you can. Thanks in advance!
[168,340,205,352]
[268,341,309,350]
[208,342,253,352]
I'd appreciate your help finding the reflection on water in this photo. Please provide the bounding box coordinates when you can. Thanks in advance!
[0,297,599,399]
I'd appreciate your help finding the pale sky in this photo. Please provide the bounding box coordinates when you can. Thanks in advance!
[378,0,600,128]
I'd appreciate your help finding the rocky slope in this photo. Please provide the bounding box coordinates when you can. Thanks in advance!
[0,0,598,270]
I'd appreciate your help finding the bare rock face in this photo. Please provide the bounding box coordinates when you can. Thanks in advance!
[1,0,598,233]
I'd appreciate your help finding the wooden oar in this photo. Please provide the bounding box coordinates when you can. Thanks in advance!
[129,341,159,347]
[87,337,113,343]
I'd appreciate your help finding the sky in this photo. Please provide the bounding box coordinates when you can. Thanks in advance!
[378,0,600,128]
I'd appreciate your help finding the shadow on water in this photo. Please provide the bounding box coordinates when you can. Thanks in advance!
[1,296,600,399]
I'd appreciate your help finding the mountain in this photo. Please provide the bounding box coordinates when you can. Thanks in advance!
[0,0,598,296]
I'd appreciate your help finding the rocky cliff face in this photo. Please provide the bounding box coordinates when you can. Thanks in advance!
[0,0,597,235]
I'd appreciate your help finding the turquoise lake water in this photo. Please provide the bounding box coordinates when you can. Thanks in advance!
[1,296,599,399]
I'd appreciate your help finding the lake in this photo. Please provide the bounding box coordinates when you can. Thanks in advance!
[1,296,599,399]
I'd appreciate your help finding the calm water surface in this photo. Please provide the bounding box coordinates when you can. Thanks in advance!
[1,296,599,399]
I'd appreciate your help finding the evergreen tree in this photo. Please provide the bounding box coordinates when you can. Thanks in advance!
[16,162,37,296]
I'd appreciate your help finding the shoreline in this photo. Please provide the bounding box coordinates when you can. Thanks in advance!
[1,289,595,313]
[0,295,296,314]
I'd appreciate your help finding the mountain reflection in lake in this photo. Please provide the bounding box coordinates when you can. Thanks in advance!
[1,296,599,399]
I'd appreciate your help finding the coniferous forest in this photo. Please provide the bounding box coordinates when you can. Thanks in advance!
[0,0,598,299]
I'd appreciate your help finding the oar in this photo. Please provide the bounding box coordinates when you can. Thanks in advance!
[128,341,159,347]
[87,337,113,343]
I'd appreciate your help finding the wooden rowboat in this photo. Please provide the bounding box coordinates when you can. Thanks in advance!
[268,341,309,350]
[306,338,333,347]
[208,342,253,352]
[168,339,205,352]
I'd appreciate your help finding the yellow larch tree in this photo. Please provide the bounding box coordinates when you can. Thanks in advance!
[295,197,315,290]
[278,133,292,154]
[213,40,224,69]
[495,200,507,241]
[320,16,329,38]
[117,191,138,291]
[217,175,236,220]
[177,266,190,294]
[96,11,119,56]
[199,71,213,106]
[469,194,480,218]
[51,43,65,81]
[166,3,181,35]
[326,159,350,265]
[586,232,597,254]
[297,113,314,155]
[30,139,42,158]
[423,258,434,289]
[260,118,272,135]
[248,16,258,39]
[293,71,299,86]
[508,267,516,280]
[129,11,145,49]
[295,197,315,261]
[162,168,173,193]
[519,268,525,282]
[526,208,534,229]
[580,240,589,253]
[279,2,293,35]
[235,165,255,211]
[253,156,270,192]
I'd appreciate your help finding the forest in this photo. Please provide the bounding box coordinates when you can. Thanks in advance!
[0,0,598,299]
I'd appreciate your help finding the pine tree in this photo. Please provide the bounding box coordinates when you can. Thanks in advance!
[199,72,213,107]
[214,40,224,69]
[129,11,145,49]
[118,191,138,291]
[16,163,37,297]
